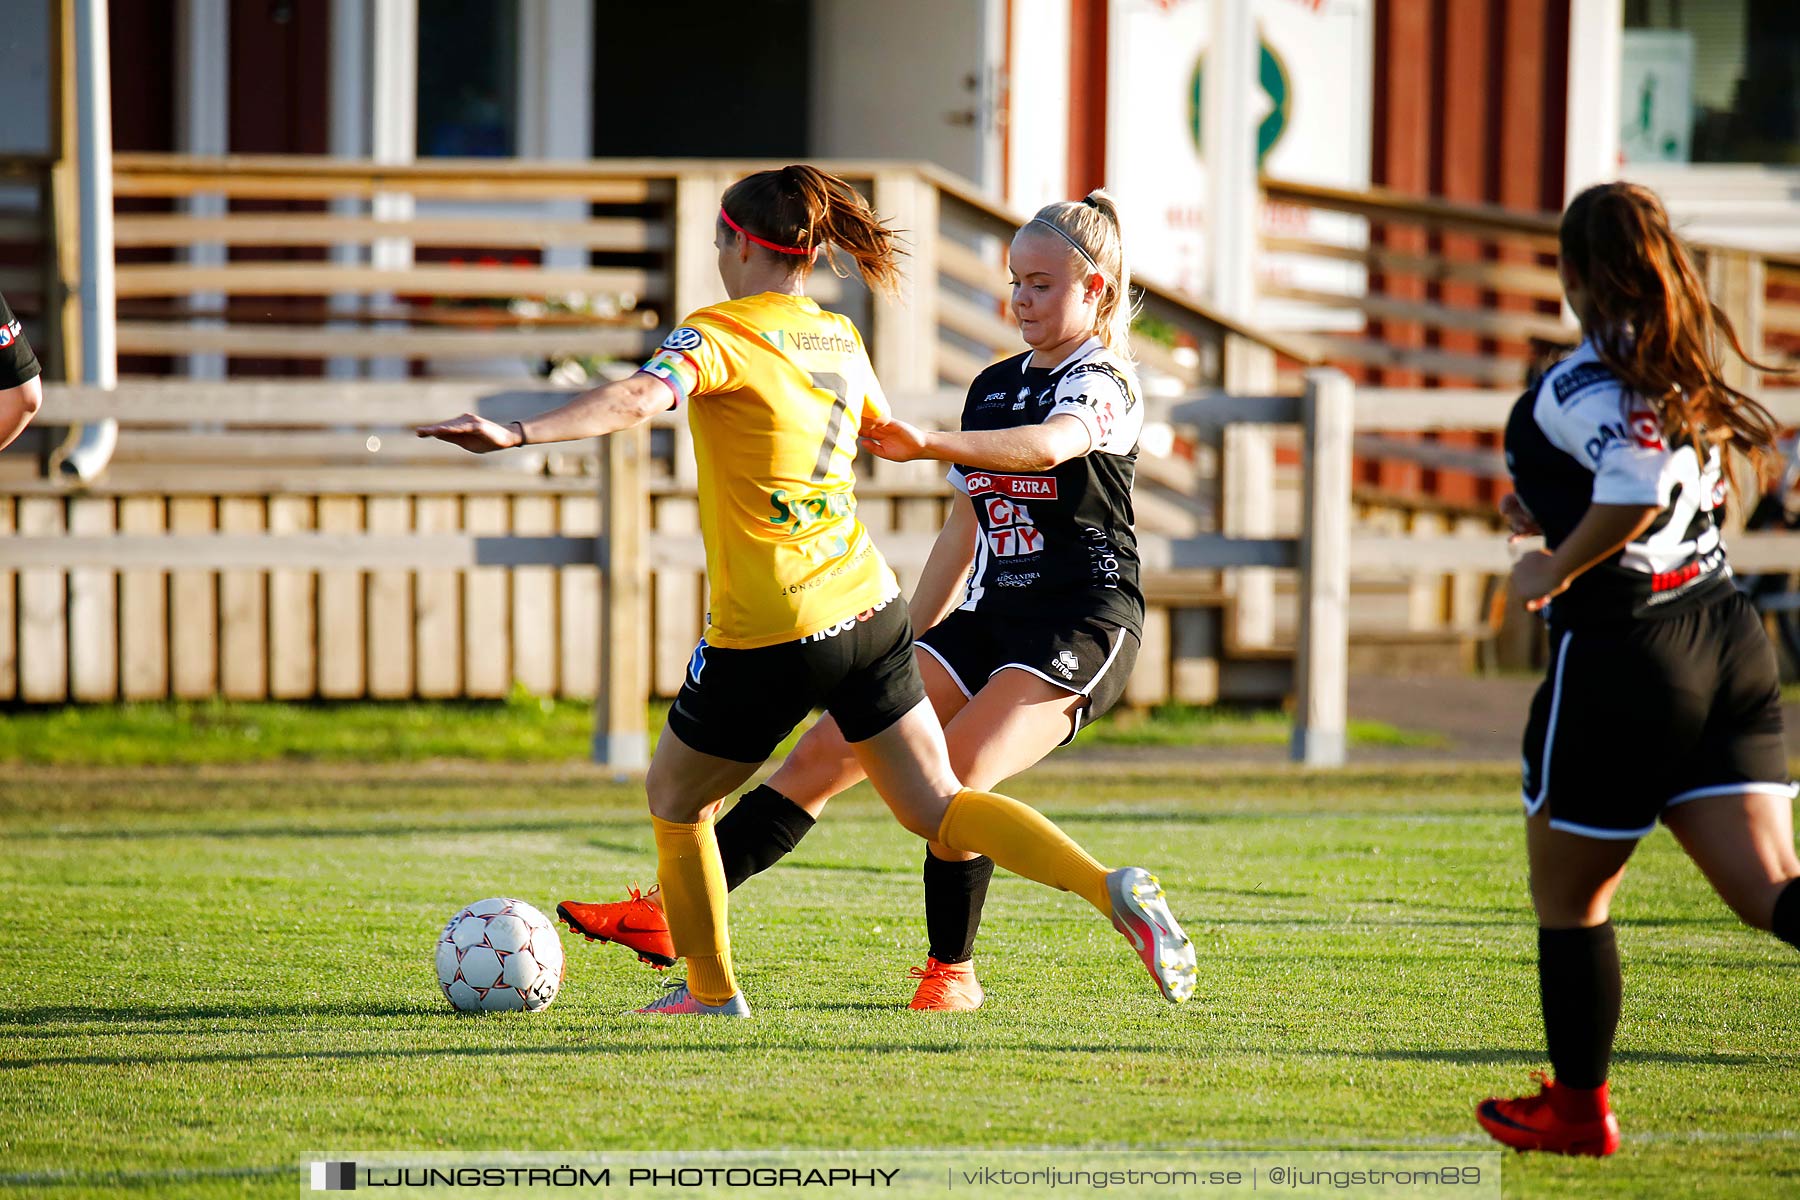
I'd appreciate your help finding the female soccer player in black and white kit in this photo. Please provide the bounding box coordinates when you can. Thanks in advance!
[559,193,1150,1010]
[1476,181,1800,1156]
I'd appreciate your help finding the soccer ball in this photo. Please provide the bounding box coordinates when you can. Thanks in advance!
[435,897,564,1013]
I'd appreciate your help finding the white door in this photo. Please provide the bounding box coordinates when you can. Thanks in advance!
[810,0,1005,192]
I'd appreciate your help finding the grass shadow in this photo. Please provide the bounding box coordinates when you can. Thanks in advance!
[0,1000,434,1027]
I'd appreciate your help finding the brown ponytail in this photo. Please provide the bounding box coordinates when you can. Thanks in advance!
[719,165,906,296]
[1560,182,1784,479]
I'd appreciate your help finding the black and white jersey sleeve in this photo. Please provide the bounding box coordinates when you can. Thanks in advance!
[0,292,40,390]
[945,337,1145,634]
[1504,339,1733,626]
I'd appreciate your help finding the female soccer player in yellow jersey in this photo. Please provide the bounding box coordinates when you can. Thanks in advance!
[561,191,1152,1013]
[419,165,1196,1017]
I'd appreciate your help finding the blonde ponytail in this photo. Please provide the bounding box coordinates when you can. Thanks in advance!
[1025,189,1137,366]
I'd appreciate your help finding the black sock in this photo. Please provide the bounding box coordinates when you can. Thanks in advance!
[1538,923,1622,1090]
[1773,878,1800,952]
[923,850,994,965]
[711,785,816,891]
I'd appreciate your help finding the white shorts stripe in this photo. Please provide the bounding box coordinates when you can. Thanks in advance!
[1547,817,1656,841]
[1665,781,1800,807]
[1525,632,1574,817]
[914,640,972,699]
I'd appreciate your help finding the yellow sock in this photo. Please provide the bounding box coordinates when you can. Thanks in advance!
[651,814,737,1006]
[936,789,1111,914]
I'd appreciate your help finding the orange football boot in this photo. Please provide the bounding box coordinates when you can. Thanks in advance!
[907,957,985,1011]
[557,886,675,969]
[1477,1071,1620,1157]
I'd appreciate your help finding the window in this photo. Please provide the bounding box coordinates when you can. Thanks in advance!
[417,0,519,157]
[1623,0,1799,164]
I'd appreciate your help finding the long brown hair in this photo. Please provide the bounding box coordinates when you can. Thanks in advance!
[1559,181,1781,476]
[1025,189,1136,365]
[719,165,905,296]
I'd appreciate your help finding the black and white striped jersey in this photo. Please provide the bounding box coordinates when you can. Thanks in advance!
[1504,338,1734,627]
[946,337,1145,635]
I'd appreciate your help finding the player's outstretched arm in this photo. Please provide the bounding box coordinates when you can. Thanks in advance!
[415,373,673,453]
[860,413,1089,473]
[0,376,43,453]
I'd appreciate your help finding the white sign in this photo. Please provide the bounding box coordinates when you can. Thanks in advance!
[1106,0,1374,330]
[1619,30,1693,165]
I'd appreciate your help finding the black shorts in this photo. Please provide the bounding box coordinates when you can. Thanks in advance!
[1522,590,1794,839]
[915,607,1140,745]
[666,596,927,763]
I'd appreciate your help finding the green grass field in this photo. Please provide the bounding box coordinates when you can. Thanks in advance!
[2,748,1796,1198]
[0,696,1435,767]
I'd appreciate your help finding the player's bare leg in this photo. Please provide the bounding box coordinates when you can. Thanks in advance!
[902,666,1091,1009]
[1478,812,1637,1155]
[1664,790,1800,938]
[849,700,1197,1003]
[559,650,971,975]
[768,647,974,818]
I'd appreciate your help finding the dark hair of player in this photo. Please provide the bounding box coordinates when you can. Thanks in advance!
[719,165,906,296]
[1559,181,1783,481]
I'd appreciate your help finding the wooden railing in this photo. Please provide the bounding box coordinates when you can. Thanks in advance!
[1260,177,1800,518]
[0,379,1298,713]
[66,154,1306,399]
[1262,175,1800,389]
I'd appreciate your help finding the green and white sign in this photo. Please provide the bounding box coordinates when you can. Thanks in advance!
[1108,0,1373,329]
[1620,30,1693,165]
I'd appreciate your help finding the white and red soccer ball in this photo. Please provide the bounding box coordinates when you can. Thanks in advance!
[435,897,564,1013]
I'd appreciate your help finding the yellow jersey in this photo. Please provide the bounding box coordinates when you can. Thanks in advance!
[637,292,900,650]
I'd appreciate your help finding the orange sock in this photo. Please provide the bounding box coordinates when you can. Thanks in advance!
[650,814,737,1005]
[935,789,1111,914]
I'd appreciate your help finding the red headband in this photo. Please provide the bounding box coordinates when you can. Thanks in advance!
[719,207,814,256]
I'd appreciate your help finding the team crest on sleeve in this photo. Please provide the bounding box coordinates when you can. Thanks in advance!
[0,319,19,348]
[662,326,704,352]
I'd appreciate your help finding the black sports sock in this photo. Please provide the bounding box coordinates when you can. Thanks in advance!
[923,849,995,965]
[711,785,816,891]
[1773,878,1800,952]
[1538,923,1622,1090]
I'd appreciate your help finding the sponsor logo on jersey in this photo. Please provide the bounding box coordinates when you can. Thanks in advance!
[982,495,1035,528]
[1012,387,1033,412]
[992,571,1040,587]
[979,391,1008,408]
[1627,408,1664,449]
[787,330,857,354]
[1583,422,1633,464]
[767,487,857,530]
[962,472,1058,500]
[661,326,703,352]
[1082,526,1123,589]
[985,525,1045,557]
[1068,390,1119,439]
[802,598,892,642]
[1551,361,1613,406]
[0,319,19,348]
